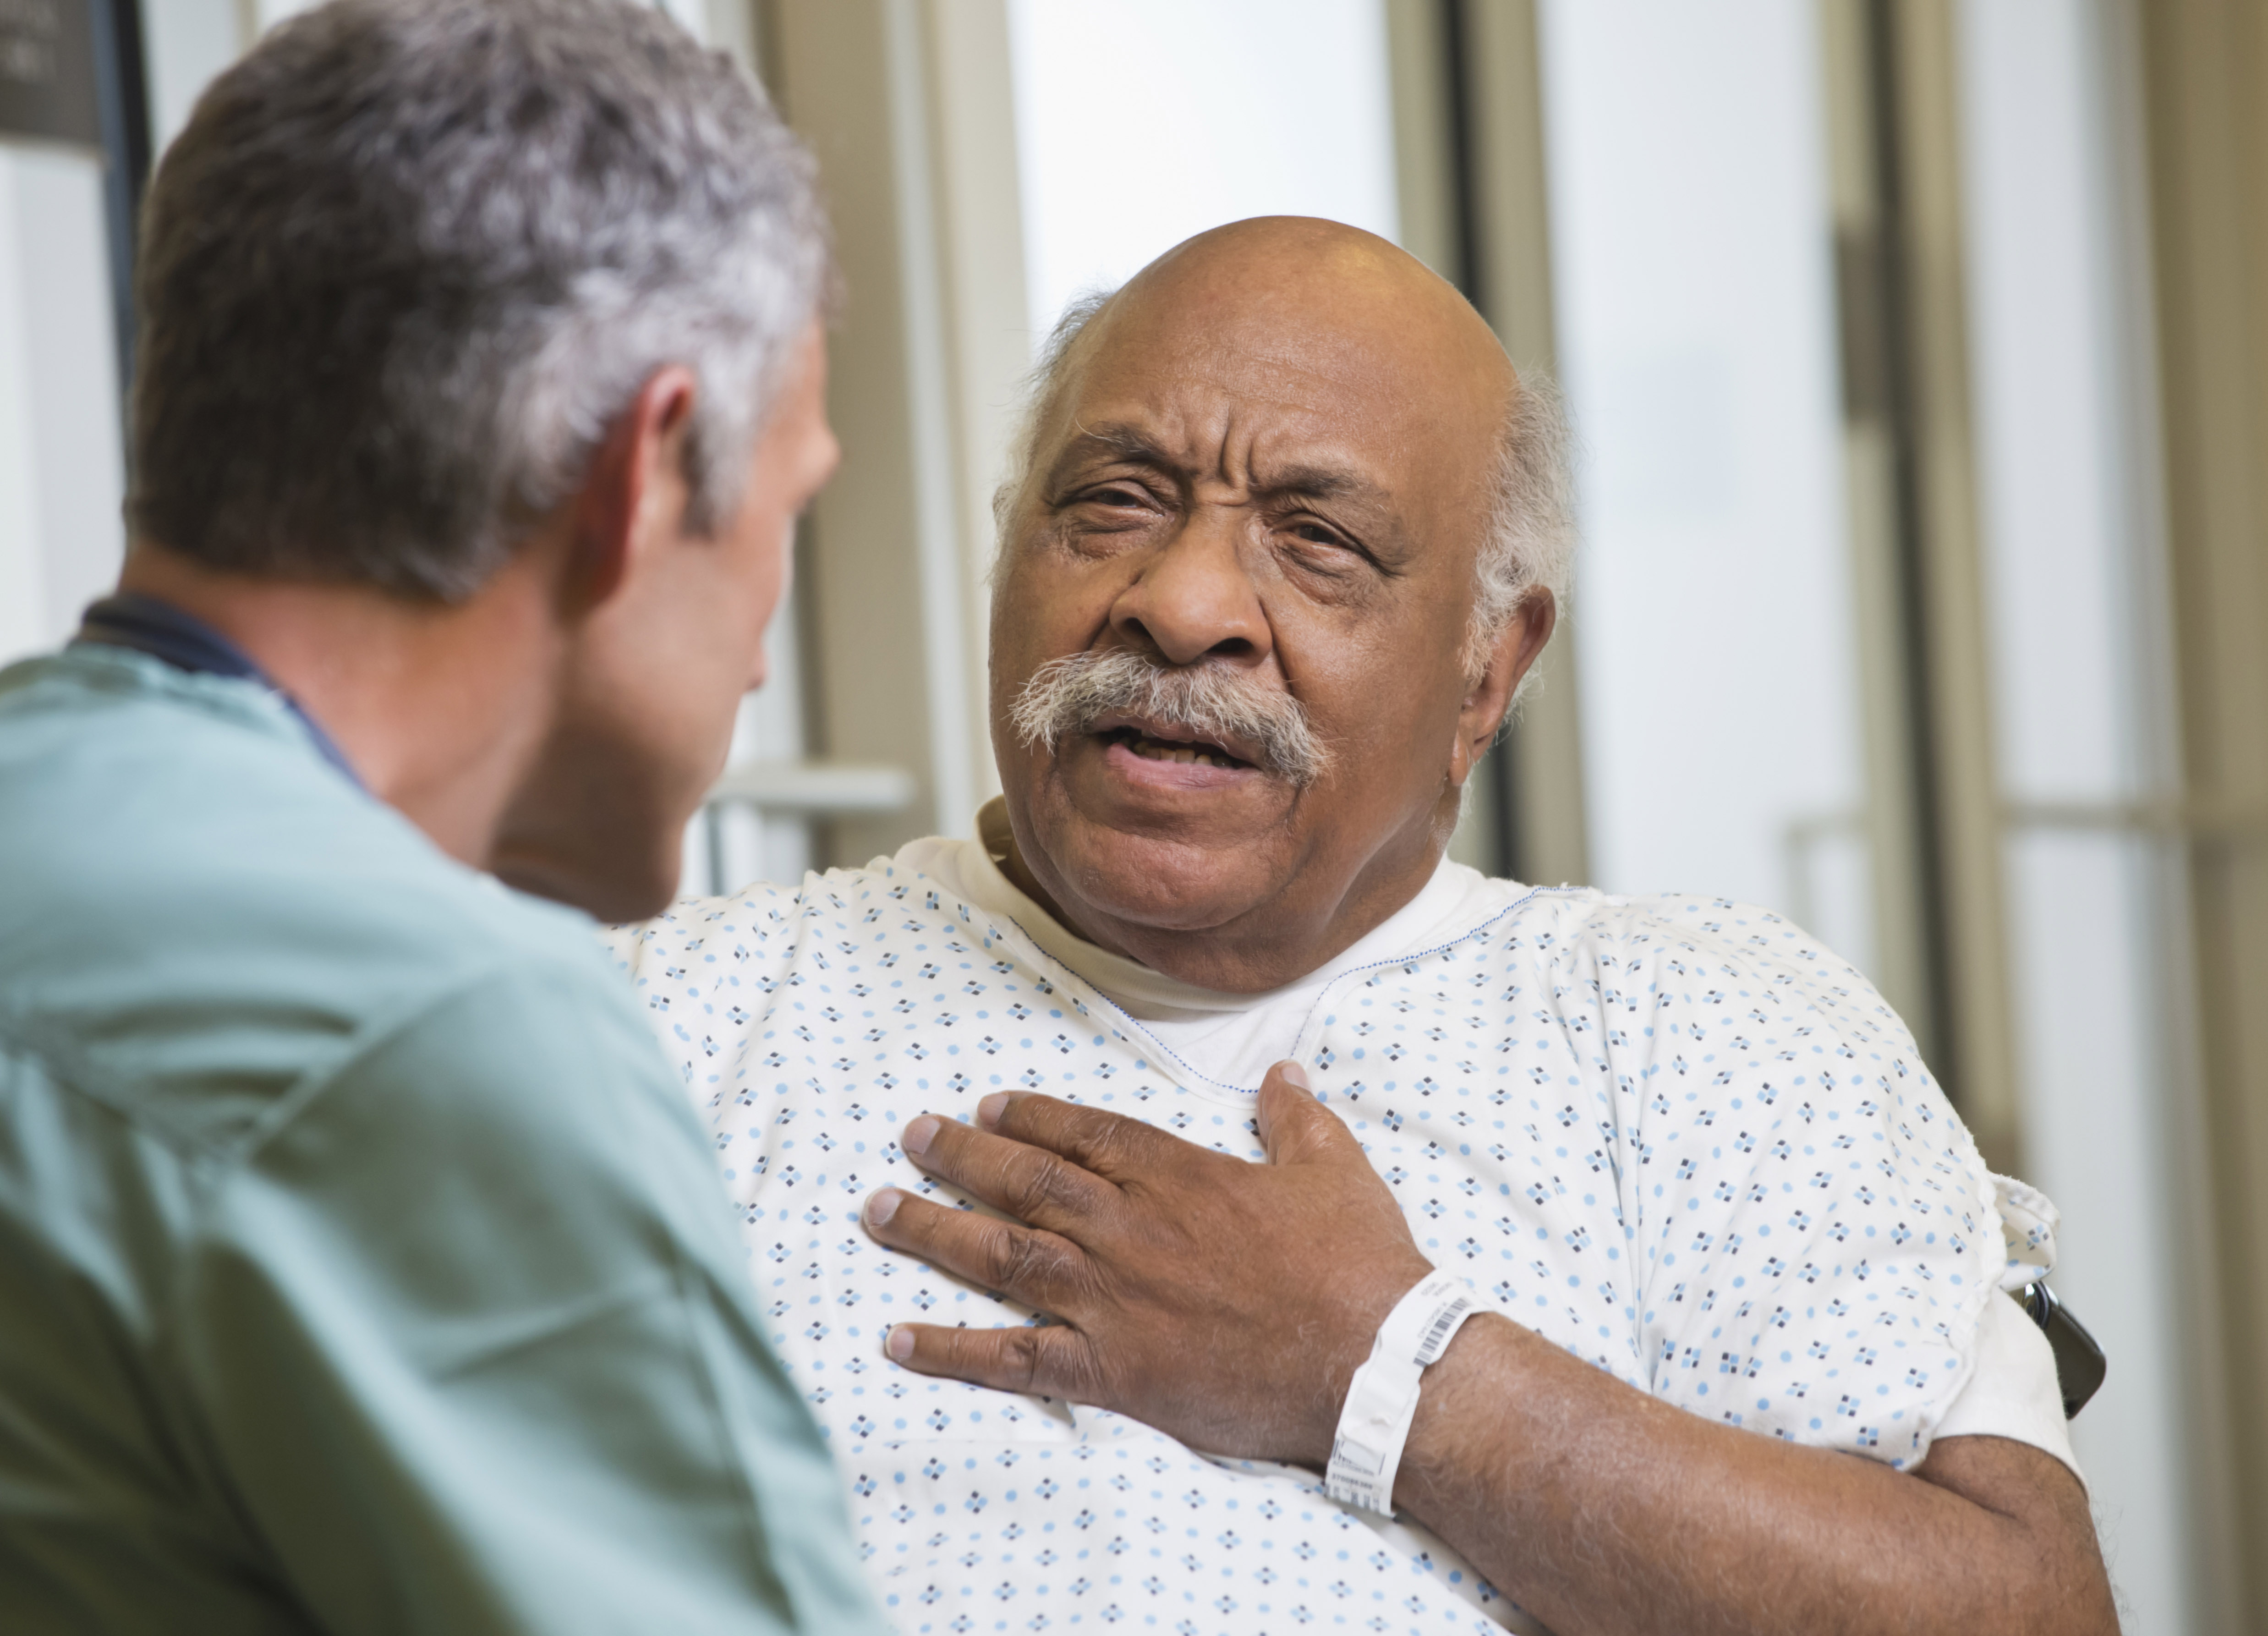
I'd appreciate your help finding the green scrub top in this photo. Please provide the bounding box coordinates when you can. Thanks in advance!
[0,645,884,1635]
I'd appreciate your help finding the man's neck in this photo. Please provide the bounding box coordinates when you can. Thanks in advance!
[993,805,1451,994]
[114,542,567,869]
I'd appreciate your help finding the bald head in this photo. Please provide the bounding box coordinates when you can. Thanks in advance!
[1001,217,1571,668]
[1061,217,1512,436]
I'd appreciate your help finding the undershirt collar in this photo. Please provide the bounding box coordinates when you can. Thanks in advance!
[893,798,1515,1026]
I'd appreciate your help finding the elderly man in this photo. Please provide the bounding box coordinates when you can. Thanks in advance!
[613,218,2112,1634]
[0,3,881,1631]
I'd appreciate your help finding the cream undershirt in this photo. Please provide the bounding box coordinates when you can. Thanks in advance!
[896,799,2082,1484]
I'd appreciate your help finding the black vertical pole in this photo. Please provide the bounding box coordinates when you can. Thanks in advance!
[85,0,150,420]
[1438,0,1529,884]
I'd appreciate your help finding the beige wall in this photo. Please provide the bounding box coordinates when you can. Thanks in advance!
[2138,0,2268,1614]
[751,0,1028,861]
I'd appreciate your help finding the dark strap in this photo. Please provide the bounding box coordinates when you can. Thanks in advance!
[74,593,365,791]
[2017,1280,2108,1421]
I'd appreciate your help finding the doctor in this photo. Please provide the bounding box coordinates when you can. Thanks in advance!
[0,3,880,1631]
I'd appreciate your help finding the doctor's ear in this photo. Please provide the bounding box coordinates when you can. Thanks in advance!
[569,365,701,609]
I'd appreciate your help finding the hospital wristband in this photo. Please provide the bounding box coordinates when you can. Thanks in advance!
[1324,1272,1480,1515]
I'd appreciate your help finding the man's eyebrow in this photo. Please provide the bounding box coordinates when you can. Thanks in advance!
[1056,422,1178,469]
[1258,462,1370,502]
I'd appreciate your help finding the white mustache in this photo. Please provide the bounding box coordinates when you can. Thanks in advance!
[1009,649,1329,786]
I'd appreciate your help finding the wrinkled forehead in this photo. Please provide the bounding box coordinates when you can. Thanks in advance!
[1039,277,1507,510]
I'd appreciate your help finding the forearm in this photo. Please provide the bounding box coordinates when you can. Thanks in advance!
[1394,1314,2112,1636]
[863,1083,2115,1634]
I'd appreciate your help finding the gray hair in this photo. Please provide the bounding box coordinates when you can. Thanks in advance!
[127,0,829,601]
[994,289,1576,693]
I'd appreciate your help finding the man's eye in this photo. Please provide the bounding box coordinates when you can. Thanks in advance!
[1082,485,1150,509]
[1288,520,1347,549]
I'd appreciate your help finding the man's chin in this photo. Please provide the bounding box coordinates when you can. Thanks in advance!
[1033,805,1291,940]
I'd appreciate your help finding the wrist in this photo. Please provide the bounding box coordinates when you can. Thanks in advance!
[1390,1309,1526,1514]
[1307,1251,1438,1464]
[1325,1273,1487,1513]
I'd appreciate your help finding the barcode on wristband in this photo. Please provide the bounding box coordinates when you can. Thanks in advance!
[1412,1296,1474,1365]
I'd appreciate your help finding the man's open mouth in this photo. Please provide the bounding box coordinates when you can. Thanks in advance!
[1095,725,1253,771]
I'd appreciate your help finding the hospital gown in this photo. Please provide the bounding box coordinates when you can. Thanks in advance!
[606,807,2069,1636]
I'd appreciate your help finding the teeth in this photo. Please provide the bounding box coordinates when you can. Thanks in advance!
[1126,733,1231,768]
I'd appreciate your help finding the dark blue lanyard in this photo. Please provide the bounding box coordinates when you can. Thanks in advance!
[73,593,366,791]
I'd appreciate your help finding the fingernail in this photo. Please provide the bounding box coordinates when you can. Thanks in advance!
[904,1115,940,1155]
[864,1189,901,1227]
[977,1092,1010,1128]
[1279,1060,1314,1092]
[886,1325,915,1362]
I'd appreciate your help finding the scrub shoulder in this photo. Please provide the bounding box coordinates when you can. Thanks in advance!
[0,648,883,1635]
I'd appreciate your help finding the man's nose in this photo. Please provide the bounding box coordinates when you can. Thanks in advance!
[1107,509,1270,667]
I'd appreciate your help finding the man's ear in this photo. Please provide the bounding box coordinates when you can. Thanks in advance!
[1448,589,1557,789]
[569,365,701,610]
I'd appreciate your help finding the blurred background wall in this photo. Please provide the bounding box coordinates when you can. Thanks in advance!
[1,1,2261,1626]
